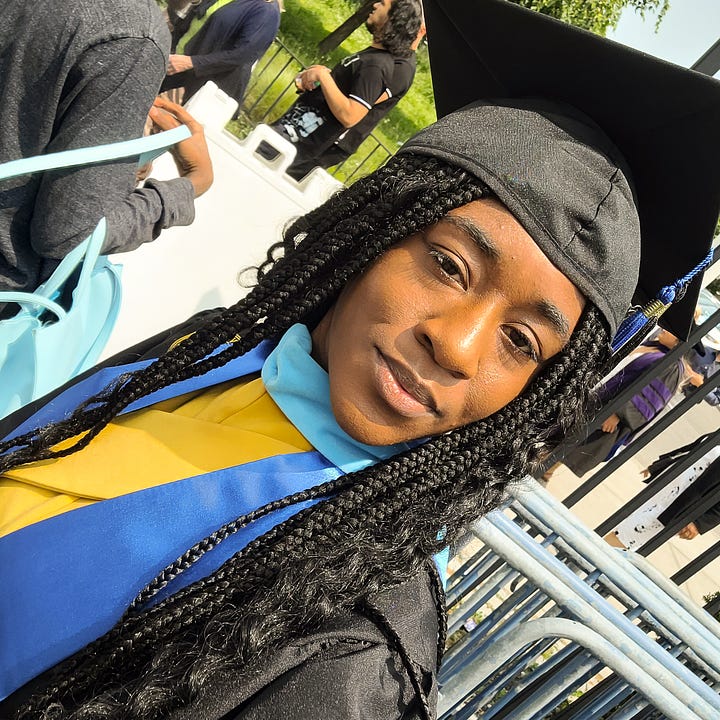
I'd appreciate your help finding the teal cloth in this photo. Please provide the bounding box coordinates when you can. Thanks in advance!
[262,323,414,473]
[262,324,449,581]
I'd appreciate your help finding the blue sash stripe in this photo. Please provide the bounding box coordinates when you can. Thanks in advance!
[0,450,341,701]
[0,337,449,701]
[0,340,284,699]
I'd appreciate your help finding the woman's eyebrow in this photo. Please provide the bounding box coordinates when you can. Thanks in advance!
[537,299,571,340]
[440,216,500,260]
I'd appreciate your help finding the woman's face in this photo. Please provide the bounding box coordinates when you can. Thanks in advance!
[311,198,586,446]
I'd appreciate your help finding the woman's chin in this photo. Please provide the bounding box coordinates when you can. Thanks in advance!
[332,401,415,447]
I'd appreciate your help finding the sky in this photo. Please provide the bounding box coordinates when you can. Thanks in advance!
[607,0,720,74]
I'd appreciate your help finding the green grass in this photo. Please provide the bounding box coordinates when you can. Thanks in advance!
[228,0,436,181]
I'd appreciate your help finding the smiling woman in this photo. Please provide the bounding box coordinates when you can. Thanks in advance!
[0,150,609,720]
[0,0,718,718]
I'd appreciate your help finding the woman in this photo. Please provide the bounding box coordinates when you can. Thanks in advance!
[1,0,718,718]
[0,117,604,719]
[556,343,692,478]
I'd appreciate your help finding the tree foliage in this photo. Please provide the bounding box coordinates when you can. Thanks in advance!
[511,0,669,36]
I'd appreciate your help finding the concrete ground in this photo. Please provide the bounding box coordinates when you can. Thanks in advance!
[547,398,720,606]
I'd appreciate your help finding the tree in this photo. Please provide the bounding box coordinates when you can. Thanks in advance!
[514,0,669,36]
[318,0,669,53]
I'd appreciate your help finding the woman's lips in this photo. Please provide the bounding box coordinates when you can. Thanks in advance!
[375,351,437,418]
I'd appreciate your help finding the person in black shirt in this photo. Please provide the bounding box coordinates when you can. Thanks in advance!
[315,50,420,170]
[270,0,423,180]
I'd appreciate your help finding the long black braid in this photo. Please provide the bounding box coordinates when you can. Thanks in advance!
[1,154,611,719]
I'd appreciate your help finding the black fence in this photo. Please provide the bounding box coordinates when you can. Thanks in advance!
[240,38,720,612]
[238,39,394,184]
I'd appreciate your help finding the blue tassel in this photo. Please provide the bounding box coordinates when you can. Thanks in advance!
[611,249,715,355]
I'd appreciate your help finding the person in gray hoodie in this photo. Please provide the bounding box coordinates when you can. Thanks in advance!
[0,0,213,296]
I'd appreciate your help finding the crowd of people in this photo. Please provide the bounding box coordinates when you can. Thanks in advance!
[0,0,719,718]
[162,0,426,179]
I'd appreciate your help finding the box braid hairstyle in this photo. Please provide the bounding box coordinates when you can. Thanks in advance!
[1,153,610,720]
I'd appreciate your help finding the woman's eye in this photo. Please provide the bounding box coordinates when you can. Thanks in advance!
[504,327,539,362]
[429,249,464,284]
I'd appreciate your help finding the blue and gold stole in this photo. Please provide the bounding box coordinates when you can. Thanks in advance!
[0,325,423,700]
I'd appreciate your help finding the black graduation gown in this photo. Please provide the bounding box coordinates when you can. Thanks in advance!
[658,455,720,534]
[0,567,440,720]
[168,569,440,720]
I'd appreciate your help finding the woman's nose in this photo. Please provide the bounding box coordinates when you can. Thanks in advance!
[415,305,494,380]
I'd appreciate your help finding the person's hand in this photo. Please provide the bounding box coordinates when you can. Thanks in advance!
[148,97,213,197]
[640,468,651,479]
[410,23,427,51]
[294,65,330,92]
[167,54,194,75]
[135,161,154,184]
[656,328,680,349]
[601,413,620,433]
[677,522,699,540]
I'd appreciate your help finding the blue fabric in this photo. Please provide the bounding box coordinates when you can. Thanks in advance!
[0,341,337,700]
[0,450,339,701]
[0,127,193,420]
[0,220,122,420]
[262,325,447,583]
[2,340,275,444]
[0,326,447,700]
[263,324,414,473]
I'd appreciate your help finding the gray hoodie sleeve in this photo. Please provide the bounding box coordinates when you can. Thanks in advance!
[29,36,195,260]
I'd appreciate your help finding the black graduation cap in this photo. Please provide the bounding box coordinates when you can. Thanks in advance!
[404,0,720,342]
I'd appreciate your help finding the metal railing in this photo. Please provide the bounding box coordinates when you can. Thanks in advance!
[536,271,720,596]
[238,38,394,183]
[241,34,720,617]
[439,480,720,719]
[547,307,720,508]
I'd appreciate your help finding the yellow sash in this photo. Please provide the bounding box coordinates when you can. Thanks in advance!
[0,377,311,537]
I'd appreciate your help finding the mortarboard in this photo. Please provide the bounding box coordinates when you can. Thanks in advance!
[399,0,720,347]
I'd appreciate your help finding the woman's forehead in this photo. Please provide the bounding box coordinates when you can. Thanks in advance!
[400,101,639,338]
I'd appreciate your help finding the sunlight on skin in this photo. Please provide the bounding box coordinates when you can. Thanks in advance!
[311,197,586,446]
